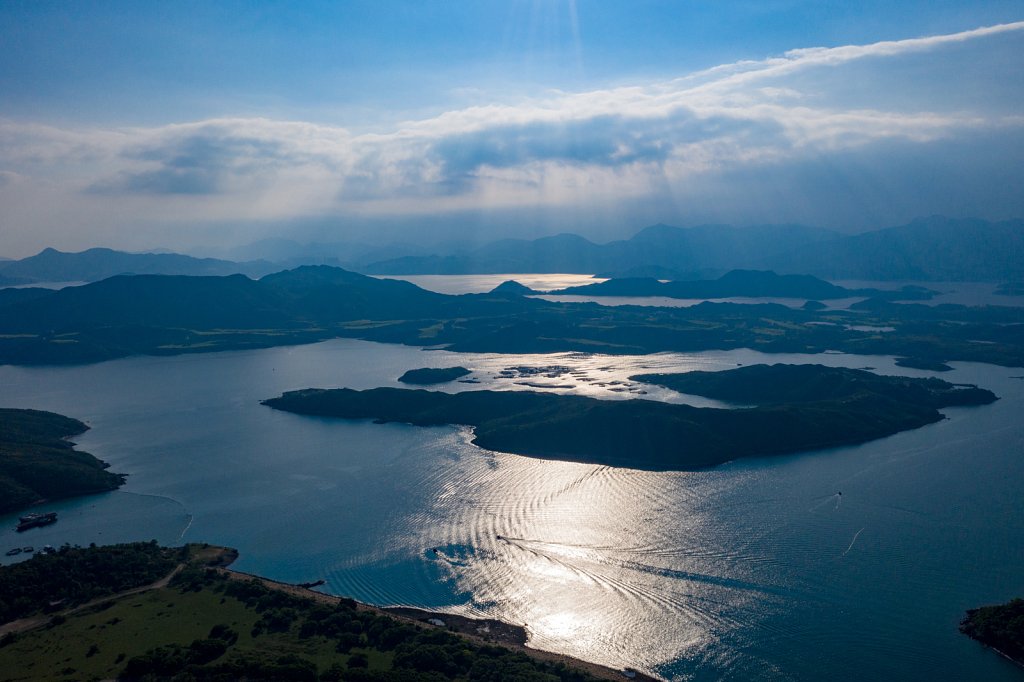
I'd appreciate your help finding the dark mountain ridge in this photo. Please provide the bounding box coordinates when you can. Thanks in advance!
[1,264,1021,368]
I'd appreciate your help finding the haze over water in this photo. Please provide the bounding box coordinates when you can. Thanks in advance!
[1,336,1021,681]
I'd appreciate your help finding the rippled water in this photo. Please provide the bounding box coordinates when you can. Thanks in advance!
[1,339,1022,681]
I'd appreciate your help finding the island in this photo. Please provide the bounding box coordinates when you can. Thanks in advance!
[0,408,125,514]
[960,597,1024,667]
[0,542,625,681]
[627,364,993,408]
[261,365,997,470]
[894,357,954,372]
[397,366,472,385]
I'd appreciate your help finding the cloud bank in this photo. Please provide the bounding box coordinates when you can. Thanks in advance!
[1,22,1022,255]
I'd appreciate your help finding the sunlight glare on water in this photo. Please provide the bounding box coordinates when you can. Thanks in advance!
[0,337,1021,680]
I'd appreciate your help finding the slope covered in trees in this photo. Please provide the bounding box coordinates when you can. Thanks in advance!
[0,408,124,513]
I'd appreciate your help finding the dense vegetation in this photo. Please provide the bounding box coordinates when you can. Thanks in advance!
[0,544,601,681]
[960,598,1024,665]
[0,541,181,623]
[1,265,1022,369]
[262,365,996,470]
[630,364,995,408]
[0,408,125,513]
[398,367,472,385]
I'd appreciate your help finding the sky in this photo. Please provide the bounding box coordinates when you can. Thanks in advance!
[0,0,1023,257]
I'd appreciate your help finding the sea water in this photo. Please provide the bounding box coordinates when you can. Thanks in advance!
[0,338,1021,681]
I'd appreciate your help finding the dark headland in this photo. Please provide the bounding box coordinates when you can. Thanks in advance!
[960,598,1024,668]
[262,364,996,470]
[398,366,472,385]
[0,408,125,514]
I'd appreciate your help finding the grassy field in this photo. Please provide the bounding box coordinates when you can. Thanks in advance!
[0,581,399,681]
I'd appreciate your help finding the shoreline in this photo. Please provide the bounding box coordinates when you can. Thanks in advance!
[3,543,660,680]
[222,554,660,681]
[988,646,1024,670]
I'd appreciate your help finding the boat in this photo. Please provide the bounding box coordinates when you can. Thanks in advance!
[22,547,33,553]
[16,511,57,532]
[5,548,21,556]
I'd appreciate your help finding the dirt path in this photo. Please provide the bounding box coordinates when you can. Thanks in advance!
[0,563,185,637]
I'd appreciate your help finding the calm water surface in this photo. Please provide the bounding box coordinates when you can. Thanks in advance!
[1,339,1022,681]
[376,273,605,294]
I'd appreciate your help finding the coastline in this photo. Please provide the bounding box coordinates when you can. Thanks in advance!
[2,543,660,679]
[222,553,660,681]
[988,646,1024,670]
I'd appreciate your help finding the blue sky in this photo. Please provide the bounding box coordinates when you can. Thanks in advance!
[1,1,1022,256]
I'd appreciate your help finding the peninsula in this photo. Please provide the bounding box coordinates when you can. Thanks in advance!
[0,408,125,514]
[960,598,1024,667]
[262,365,996,470]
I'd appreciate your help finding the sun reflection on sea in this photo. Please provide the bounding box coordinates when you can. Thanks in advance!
[406,441,741,674]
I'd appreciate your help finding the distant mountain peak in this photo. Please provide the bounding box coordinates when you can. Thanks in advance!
[490,280,538,296]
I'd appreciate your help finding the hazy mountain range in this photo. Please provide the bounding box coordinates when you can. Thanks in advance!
[0,247,279,286]
[361,217,1024,281]
[1,216,1021,285]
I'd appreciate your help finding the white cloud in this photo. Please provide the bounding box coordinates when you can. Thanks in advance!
[0,21,1022,254]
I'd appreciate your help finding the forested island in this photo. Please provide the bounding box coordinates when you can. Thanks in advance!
[960,598,1024,667]
[262,365,996,470]
[629,364,994,408]
[398,367,472,385]
[0,543,616,681]
[0,408,124,514]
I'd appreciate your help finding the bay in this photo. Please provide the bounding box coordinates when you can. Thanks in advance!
[0,338,1021,681]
